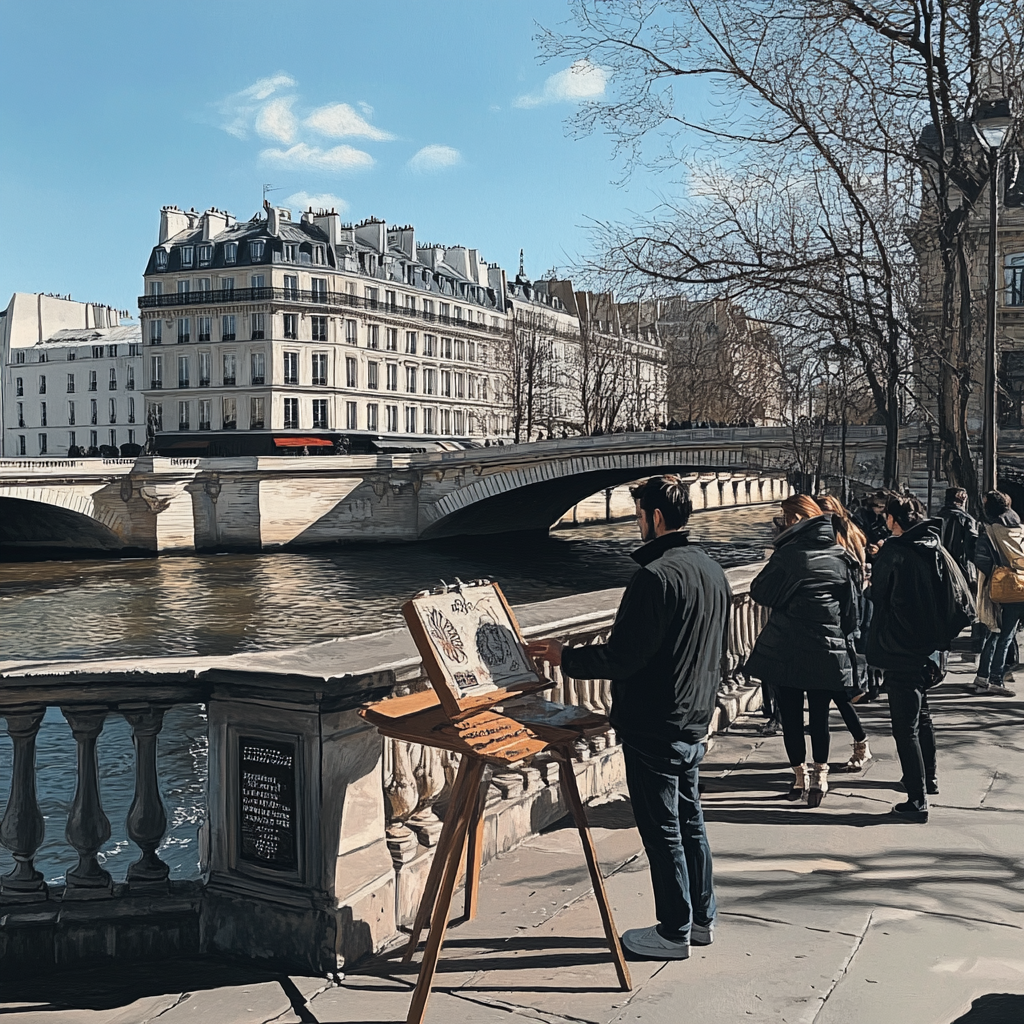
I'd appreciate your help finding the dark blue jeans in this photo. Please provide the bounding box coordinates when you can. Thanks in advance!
[623,740,716,941]
[979,604,1024,683]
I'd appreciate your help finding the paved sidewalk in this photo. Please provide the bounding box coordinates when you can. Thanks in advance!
[3,658,1024,1023]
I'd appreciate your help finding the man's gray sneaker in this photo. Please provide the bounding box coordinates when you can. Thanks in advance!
[987,683,1017,697]
[621,925,691,960]
[690,921,715,945]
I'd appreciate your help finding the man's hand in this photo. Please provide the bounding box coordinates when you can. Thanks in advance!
[526,638,564,667]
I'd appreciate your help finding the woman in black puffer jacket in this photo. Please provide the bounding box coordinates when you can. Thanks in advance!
[745,495,860,806]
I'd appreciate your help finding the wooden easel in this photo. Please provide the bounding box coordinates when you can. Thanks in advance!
[359,581,631,1024]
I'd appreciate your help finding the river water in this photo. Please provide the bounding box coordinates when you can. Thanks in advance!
[0,504,774,885]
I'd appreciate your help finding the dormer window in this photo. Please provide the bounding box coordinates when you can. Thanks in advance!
[198,244,213,266]
[224,242,237,265]
[249,240,265,261]
[314,245,325,265]
[155,250,168,270]
[284,243,297,262]
[180,246,194,268]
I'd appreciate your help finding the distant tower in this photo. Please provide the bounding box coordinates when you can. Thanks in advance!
[518,249,525,278]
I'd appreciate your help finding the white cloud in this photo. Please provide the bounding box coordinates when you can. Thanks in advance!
[408,145,462,173]
[260,143,374,172]
[255,97,298,144]
[514,60,607,109]
[215,72,297,138]
[357,101,374,117]
[286,191,349,213]
[305,103,395,141]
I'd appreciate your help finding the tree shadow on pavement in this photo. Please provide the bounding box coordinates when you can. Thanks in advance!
[950,993,1024,1023]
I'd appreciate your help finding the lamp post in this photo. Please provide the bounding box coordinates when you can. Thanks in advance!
[974,97,1013,493]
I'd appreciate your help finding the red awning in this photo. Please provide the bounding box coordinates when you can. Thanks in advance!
[273,437,335,448]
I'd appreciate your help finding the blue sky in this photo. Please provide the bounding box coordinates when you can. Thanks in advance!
[0,0,682,315]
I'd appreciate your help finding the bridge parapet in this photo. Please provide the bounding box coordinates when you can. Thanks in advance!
[0,565,767,975]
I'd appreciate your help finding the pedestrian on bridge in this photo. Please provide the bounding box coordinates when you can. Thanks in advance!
[744,495,861,806]
[527,475,731,962]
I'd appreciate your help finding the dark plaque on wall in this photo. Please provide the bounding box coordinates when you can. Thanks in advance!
[239,737,298,869]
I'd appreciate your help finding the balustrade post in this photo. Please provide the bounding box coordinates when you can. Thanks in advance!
[0,708,48,902]
[123,705,170,890]
[62,707,113,899]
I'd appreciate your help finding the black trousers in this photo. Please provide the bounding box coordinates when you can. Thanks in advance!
[833,691,867,743]
[886,674,937,812]
[776,687,833,765]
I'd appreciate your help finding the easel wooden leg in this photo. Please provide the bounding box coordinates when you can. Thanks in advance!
[463,765,487,920]
[403,755,475,962]
[554,749,632,992]
[406,757,486,1024]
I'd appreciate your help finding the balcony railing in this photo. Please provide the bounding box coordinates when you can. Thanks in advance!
[151,380,162,389]
[139,287,512,336]
[251,376,265,385]
[178,379,189,388]
[223,377,236,386]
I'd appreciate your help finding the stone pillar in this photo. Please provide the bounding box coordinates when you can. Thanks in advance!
[0,709,48,902]
[123,705,170,891]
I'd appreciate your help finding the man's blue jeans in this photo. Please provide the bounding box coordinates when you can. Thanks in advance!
[622,739,716,941]
[979,603,1024,683]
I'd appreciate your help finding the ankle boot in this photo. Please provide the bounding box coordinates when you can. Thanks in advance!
[843,740,871,772]
[807,763,830,807]
[786,763,808,800]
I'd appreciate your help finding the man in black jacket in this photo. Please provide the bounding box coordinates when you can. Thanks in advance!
[937,487,978,581]
[527,475,732,960]
[865,494,943,822]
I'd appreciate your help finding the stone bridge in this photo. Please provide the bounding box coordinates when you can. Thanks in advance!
[0,427,893,553]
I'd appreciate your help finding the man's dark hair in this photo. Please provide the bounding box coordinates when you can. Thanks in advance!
[983,490,1012,520]
[884,492,926,532]
[944,487,968,507]
[630,475,693,530]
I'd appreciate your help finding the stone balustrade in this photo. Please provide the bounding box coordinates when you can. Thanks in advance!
[0,561,768,975]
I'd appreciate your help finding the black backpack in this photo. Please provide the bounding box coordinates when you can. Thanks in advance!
[919,543,976,651]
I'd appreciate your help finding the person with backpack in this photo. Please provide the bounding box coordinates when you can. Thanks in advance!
[971,490,1024,698]
[866,493,975,822]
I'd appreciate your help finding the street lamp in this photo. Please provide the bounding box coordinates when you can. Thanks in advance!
[974,97,1013,493]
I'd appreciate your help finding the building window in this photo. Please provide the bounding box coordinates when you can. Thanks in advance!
[424,334,436,356]
[250,312,265,340]
[177,318,190,344]
[147,402,163,432]
[405,366,417,393]
[405,406,417,433]
[40,402,47,427]
[251,273,265,291]
[88,370,97,392]
[440,408,451,434]
[311,278,327,302]
[468,341,476,361]
[151,355,163,389]
[198,399,211,430]
[16,401,23,427]
[69,430,76,448]
[128,429,135,445]
[386,364,398,391]
[284,351,299,385]
[365,286,379,309]
[15,377,23,396]
[38,352,48,364]
[423,299,434,318]
[455,339,466,361]
[314,399,330,429]
[106,429,115,448]
[221,315,235,342]
[405,331,417,355]
[128,397,135,423]
[155,250,168,270]
[284,243,297,262]
[178,355,190,388]
[108,398,117,423]
[454,410,465,434]
[38,375,46,395]
[222,396,237,429]
[342,401,355,430]
[224,242,237,264]
[179,401,190,431]
[38,433,47,455]
[367,361,379,390]
[455,372,465,398]
[284,313,298,340]
[345,319,358,345]
[440,302,450,322]
[180,246,194,268]
[441,370,452,397]
[199,243,213,266]
[251,352,266,385]
[405,294,417,313]
[249,240,265,261]
[367,402,379,431]
[284,397,299,429]
[149,320,162,345]
[198,352,211,387]
[90,399,98,424]
[67,373,75,393]
[314,245,326,265]
[223,353,236,386]
[441,337,452,359]
[109,367,117,390]
[454,306,463,321]
[68,401,76,425]
[312,315,327,342]
[313,353,328,386]
[222,276,235,296]
[367,324,380,350]
[129,343,140,357]
[1008,255,1024,306]
[284,274,298,299]
[250,397,265,429]
[385,289,396,310]
[386,404,399,432]
[424,368,436,395]
[198,316,212,343]
[424,407,436,433]
[18,435,26,456]
[386,328,398,351]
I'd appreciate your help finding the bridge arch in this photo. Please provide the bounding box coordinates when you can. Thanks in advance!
[0,495,126,551]
[418,451,784,539]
